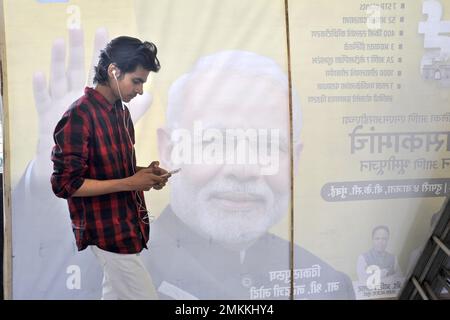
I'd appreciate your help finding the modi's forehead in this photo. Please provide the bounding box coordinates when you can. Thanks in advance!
[182,72,287,109]
[186,71,286,91]
[178,103,289,133]
[171,71,289,130]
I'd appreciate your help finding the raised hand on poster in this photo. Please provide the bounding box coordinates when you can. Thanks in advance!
[32,27,153,187]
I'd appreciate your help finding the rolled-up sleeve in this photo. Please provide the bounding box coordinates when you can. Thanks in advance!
[51,107,90,199]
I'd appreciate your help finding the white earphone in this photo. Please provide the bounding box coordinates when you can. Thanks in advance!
[112,68,125,111]
[111,66,152,223]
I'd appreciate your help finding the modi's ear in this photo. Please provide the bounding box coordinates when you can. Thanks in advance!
[293,141,303,175]
[157,127,173,169]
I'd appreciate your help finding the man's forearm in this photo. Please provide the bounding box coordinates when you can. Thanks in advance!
[72,178,131,197]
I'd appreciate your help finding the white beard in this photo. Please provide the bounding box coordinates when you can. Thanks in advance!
[169,175,288,248]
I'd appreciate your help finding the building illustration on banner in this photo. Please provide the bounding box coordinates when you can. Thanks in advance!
[419,0,450,86]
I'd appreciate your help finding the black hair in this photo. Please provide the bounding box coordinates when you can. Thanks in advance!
[94,36,160,84]
[372,225,390,238]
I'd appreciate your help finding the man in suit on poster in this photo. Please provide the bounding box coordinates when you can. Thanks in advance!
[141,50,355,299]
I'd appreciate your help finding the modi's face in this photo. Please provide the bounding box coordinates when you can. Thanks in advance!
[168,72,291,247]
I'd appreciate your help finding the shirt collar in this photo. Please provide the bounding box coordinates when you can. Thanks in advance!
[84,86,120,112]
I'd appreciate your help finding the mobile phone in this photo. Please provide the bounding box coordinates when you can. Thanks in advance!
[168,168,181,175]
[162,168,181,177]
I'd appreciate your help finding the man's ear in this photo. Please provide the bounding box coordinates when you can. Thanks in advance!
[293,142,303,175]
[108,63,120,79]
[157,127,174,170]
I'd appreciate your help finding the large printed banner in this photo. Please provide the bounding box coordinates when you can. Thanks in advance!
[291,0,450,299]
[3,0,450,300]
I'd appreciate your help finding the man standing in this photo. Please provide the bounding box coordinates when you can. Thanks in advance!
[51,36,169,300]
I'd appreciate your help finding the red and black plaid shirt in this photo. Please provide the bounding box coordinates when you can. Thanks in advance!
[51,87,149,254]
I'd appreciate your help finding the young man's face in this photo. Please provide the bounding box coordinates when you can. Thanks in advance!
[115,65,150,102]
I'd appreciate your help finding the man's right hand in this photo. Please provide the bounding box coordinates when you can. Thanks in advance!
[127,168,167,191]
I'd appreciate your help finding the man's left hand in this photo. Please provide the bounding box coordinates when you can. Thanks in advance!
[148,161,170,189]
